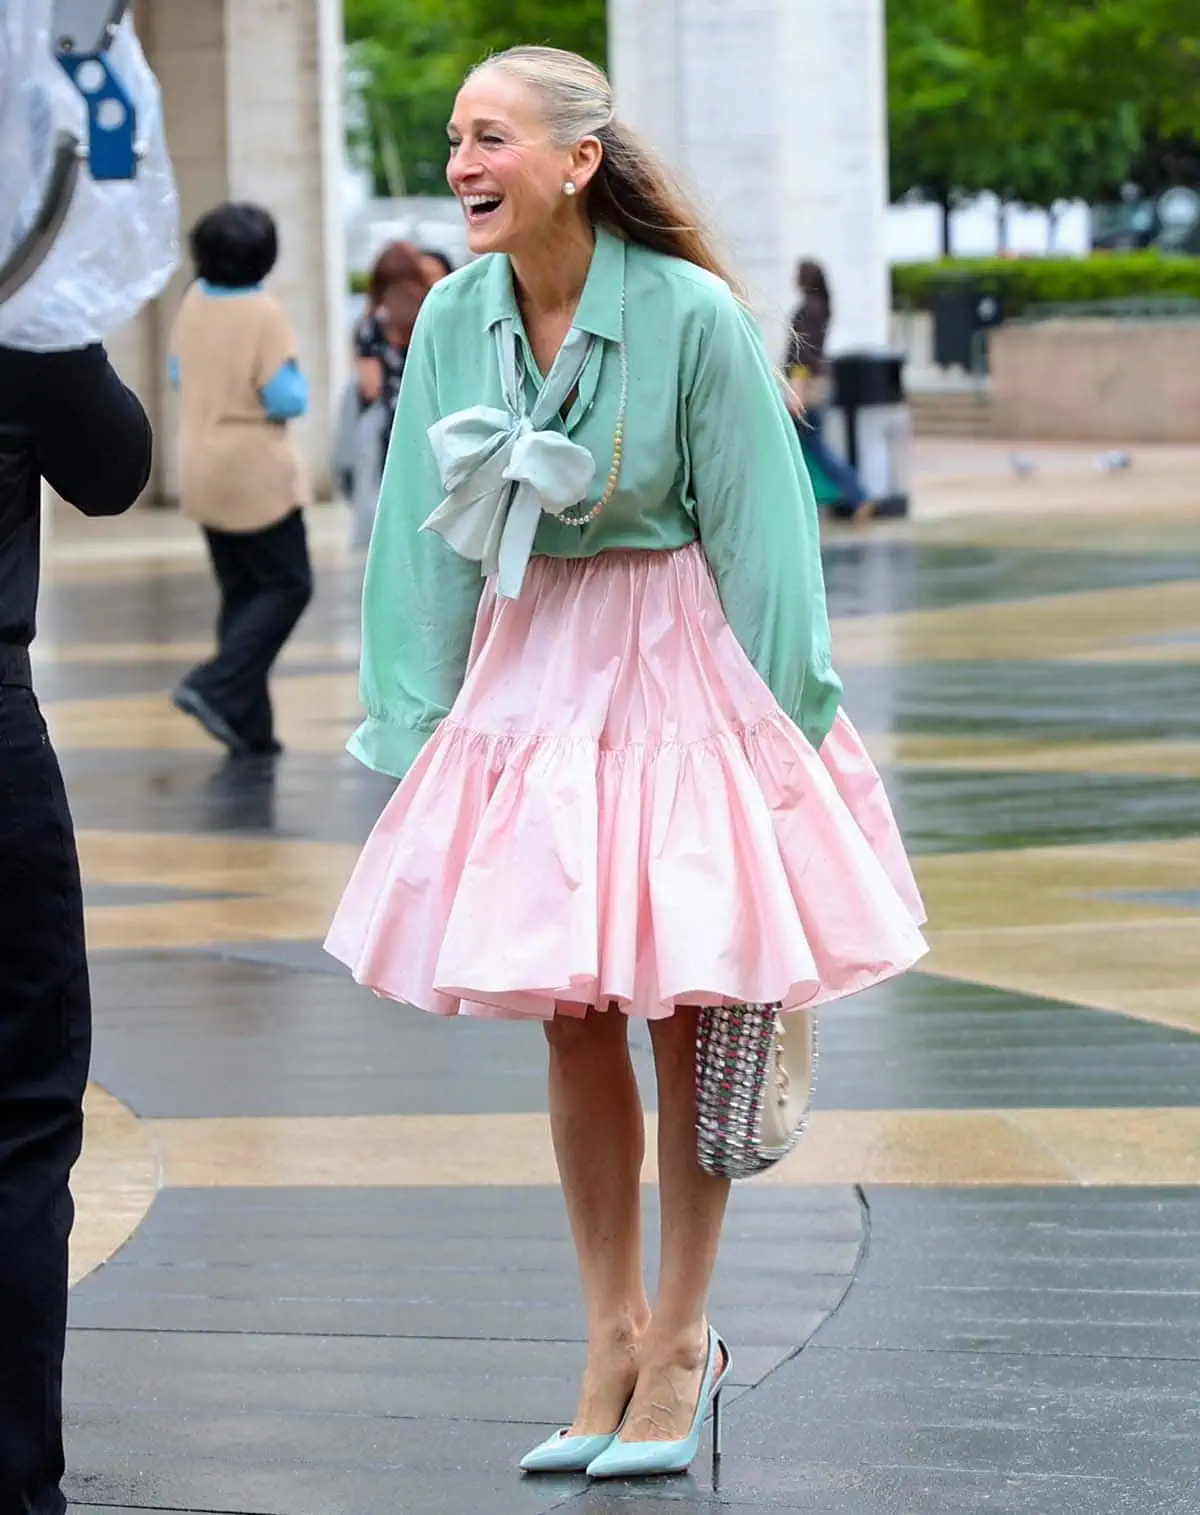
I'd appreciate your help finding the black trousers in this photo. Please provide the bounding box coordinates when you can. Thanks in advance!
[0,673,91,1515]
[187,509,313,749]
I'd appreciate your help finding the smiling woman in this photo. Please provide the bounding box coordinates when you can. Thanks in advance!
[326,42,926,1486]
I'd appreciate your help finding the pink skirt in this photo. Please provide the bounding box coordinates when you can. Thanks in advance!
[326,544,927,1019]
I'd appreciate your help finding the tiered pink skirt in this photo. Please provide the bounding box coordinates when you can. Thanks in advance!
[326,544,927,1019]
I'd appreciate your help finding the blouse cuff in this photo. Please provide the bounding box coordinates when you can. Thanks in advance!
[799,681,842,753]
[346,715,432,779]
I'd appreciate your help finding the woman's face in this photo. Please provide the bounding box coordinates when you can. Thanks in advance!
[446,70,580,257]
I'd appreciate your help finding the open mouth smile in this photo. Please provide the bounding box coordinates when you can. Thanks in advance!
[462,192,504,225]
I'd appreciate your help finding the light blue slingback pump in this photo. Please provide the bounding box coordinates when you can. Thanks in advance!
[519,1427,619,1474]
[584,1325,731,1480]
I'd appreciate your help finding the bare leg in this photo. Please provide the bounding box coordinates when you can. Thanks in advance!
[620,1008,731,1442]
[544,1007,652,1435]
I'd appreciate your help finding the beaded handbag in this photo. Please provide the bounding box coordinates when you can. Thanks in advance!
[695,1004,819,1180]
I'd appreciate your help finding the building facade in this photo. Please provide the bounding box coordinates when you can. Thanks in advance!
[111,0,346,504]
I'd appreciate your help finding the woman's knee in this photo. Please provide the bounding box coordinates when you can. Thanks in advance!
[544,1005,627,1057]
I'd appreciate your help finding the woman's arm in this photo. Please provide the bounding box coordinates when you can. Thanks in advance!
[23,344,152,515]
[356,354,385,404]
[260,359,309,422]
[683,289,842,750]
[350,301,485,778]
[354,315,386,404]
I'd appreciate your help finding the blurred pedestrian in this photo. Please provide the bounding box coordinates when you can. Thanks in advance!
[786,258,873,521]
[343,242,438,546]
[419,247,455,284]
[356,241,439,451]
[169,202,313,756]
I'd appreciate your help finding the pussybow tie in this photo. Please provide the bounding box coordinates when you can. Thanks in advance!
[422,321,597,599]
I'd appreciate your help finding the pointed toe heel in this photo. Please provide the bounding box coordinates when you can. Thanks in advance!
[519,1428,617,1474]
[586,1326,732,1480]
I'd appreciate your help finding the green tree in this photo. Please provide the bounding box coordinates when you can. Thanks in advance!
[886,0,993,253]
[887,0,1190,247]
[974,0,1198,140]
[447,0,606,66]
[344,0,607,197]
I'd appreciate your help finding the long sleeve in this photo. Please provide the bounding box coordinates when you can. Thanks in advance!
[349,302,485,778]
[683,289,842,750]
[25,344,152,515]
[259,359,309,421]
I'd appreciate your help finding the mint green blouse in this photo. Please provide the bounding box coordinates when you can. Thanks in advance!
[351,223,842,778]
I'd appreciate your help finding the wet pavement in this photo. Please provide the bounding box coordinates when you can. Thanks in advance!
[40,488,1200,1514]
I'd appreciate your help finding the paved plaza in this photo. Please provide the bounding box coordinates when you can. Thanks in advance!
[47,444,1200,1514]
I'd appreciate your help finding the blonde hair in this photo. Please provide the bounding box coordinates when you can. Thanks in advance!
[472,45,743,296]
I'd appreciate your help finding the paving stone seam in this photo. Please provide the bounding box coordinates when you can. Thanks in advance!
[71,1504,262,1515]
[806,1343,1200,1363]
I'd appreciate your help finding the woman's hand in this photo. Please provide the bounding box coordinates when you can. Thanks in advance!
[356,355,385,404]
[785,366,809,419]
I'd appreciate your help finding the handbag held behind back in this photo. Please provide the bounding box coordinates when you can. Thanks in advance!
[695,1003,818,1180]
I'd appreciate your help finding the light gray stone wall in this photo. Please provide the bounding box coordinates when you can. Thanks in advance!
[608,0,890,363]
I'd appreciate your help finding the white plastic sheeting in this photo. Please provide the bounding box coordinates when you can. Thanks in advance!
[0,1,178,350]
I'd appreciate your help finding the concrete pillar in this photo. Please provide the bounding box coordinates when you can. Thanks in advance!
[114,0,345,504]
[608,0,890,363]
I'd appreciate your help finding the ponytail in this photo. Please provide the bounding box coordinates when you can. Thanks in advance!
[589,120,743,297]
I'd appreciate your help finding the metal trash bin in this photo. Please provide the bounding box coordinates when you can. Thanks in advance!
[827,351,911,518]
[930,280,1005,371]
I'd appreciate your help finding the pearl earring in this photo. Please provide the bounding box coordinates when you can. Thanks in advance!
[562,181,577,197]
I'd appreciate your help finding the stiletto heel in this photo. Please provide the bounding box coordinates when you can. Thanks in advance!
[585,1326,732,1479]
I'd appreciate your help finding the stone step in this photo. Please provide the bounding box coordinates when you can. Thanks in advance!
[909,390,995,439]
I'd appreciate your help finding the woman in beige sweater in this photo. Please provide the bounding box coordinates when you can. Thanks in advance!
[169,202,312,756]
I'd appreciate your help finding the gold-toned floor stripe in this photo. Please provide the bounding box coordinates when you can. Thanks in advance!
[34,638,359,667]
[73,1091,1200,1285]
[79,830,359,950]
[142,1107,1200,1191]
[72,1086,161,1285]
[832,579,1200,669]
[868,732,1200,778]
[46,675,361,756]
[916,837,1200,1035]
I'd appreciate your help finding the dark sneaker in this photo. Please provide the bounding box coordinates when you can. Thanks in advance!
[172,682,251,755]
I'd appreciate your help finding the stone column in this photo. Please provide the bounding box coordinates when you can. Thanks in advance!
[114,0,345,504]
[608,0,890,363]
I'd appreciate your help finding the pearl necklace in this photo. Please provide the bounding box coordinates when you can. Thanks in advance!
[558,286,629,527]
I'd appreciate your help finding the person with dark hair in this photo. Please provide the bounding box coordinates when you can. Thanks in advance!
[786,257,873,521]
[168,201,313,756]
[189,201,279,288]
[326,45,924,1480]
[355,240,437,439]
[419,247,455,283]
[343,240,438,545]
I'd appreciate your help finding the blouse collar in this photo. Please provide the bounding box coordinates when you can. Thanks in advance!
[479,223,627,344]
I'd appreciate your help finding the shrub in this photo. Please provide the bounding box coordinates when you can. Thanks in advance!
[892,253,1200,316]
